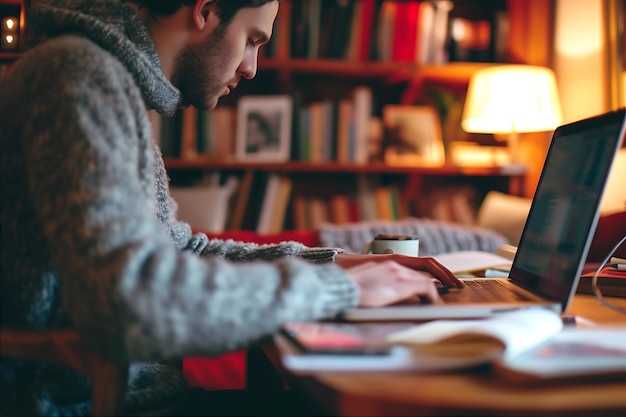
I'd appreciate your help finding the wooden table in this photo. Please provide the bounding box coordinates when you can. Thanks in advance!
[248,294,626,417]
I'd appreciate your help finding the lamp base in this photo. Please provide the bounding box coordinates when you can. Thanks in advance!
[507,131,521,164]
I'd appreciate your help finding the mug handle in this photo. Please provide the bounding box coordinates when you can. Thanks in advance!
[361,240,374,254]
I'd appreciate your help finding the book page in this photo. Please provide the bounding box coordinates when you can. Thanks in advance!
[387,308,563,360]
[434,250,513,274]
[496,327,626,383]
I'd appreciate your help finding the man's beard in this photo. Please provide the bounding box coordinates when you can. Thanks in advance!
[172,24,228,110]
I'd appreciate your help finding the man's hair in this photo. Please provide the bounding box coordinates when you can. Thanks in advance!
[131,1,277,25]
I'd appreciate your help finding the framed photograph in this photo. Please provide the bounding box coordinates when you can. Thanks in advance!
[235,95,292,162]
[382,105,445,166]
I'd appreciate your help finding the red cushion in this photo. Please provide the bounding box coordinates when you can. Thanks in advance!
[183,352,247,390]
[183,229,319,391]
[586,211,626,262]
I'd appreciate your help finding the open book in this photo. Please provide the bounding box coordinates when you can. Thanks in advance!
[433,246,516,276]
[276,321,503,373]
[387,308,626,383]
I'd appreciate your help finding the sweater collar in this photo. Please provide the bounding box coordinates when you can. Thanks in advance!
[26,0,181,115]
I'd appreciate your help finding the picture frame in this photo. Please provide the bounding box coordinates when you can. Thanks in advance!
[382,105,446,166]
[235,95,292,162]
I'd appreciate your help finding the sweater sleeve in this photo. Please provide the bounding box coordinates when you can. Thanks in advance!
[14,38,359,362]
[183,232,344,264]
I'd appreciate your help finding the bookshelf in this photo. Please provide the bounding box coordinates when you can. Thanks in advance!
[163,0,540,232]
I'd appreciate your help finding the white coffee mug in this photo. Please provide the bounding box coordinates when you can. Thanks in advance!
[362,234,420,256]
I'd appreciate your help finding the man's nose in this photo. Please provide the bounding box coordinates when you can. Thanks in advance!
[238,51,258,80]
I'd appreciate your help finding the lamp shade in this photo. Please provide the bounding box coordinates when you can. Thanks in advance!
[461,65,562,133]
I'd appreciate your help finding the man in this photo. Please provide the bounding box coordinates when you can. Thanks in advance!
[0,0,462,415]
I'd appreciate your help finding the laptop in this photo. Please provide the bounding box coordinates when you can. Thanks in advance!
[342,108,626,321]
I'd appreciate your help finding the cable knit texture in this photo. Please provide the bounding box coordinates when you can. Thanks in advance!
[319,218,508,255]
[0,1,357,415]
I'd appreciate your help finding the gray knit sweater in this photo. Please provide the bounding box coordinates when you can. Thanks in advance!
[0,0,358,415]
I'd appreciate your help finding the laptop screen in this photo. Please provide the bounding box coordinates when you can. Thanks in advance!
[509,109,625,304]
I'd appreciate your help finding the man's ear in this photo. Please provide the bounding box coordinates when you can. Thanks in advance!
[192,0,218,30]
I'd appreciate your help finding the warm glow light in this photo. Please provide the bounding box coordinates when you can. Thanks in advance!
[1,16,19,49]
[623,71,626,107]
[555,0,603,57]
[462,65,562,134]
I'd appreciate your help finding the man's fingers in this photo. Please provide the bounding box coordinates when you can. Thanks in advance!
[413,257,464,288]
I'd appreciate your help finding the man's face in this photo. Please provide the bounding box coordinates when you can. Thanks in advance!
[172,1,278,110]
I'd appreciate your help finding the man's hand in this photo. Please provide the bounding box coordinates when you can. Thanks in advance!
[335,253,463,307]
[335,253,462,287]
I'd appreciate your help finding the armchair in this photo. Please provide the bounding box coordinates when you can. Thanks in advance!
[0,327,128,416]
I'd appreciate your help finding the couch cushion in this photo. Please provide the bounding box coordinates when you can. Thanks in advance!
[318,218,508,256]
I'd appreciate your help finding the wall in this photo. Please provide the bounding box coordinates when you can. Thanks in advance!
[554,0,609,123]
[554,0,625,121]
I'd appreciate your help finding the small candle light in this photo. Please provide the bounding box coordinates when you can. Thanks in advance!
[4,17,15,30]
[1,16,19,50]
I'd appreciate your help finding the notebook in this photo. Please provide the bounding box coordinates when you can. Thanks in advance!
[342,108,626,321]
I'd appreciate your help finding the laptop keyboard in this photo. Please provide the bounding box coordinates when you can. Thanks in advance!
[442,279,535,303]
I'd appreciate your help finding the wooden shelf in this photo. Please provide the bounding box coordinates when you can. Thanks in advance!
[258,59,497,84]
[0,51,21,62]
[164,158,526,177]
[259,58,414,79]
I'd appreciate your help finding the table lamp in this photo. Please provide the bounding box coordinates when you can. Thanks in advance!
[461,65,562,164]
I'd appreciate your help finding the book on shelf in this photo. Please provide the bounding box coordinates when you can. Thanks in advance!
[206,107,237,157]
[308,101,324,162]
[159,106,236,160]
[196,109,212,154]
[329,194,352,225]
[292,195,310,231]
[375,0,396,61]
[345,0,378,61]
[316,0,335,58]
[335,98,353,163]
[351,86,373,164]
[418,0,454,64]
[374,186,394,221]
[289,0,309,58]
[292,87,372,164]
[159,110,183,158]
[180,106,198,159]
[356,174,379,222]
[309,197,330,229]
[357,0,377,61]
[240,171,271,231]
[391,0,420,61]
[262,0,291,59]
[227,170,255,231]
[326,0,355,59]
[268,176,293,233]
[306,0,322,60]
[256,173,282,234]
